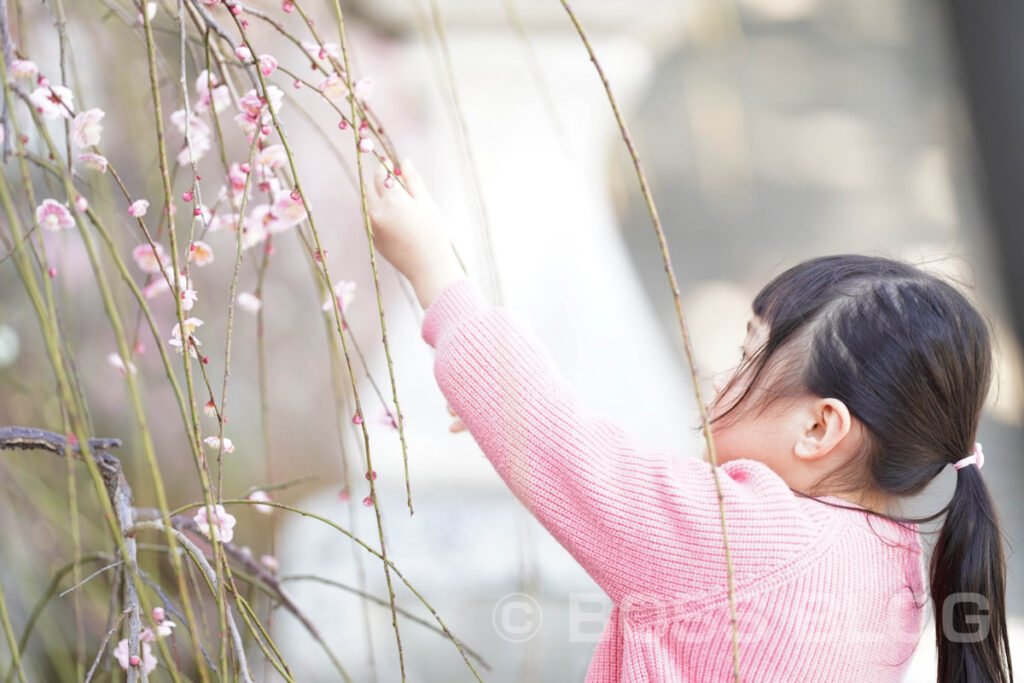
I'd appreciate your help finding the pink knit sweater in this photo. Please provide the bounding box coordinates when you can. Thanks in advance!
[422,276,928,682]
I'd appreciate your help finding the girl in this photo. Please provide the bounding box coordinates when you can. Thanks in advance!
[365,161,1013,682]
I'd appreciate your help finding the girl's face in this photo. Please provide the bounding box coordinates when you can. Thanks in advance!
[705,316,807,470]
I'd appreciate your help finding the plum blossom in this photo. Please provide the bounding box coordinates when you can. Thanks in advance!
[302,40,341,62]
[180,287,198,311]
[29,85,74,120]
[247,490,273,514]
[112,639,157,675]
[107,352,137,376]
[70,109,104,148]
[268,191,307,232]
[235,45,253,62]
[169,317,203,356]
[195,70,230,113]
[260,554,279,572]
[209,212,239,233]
[35,199,75,231]
[255,144,286,172]
[322,280,356,312]
[204,400,217,418]
[128,199,149,217]
[194,503,237,543]
[77,153,108,172]
[353,77,374,101]
[74,195,88,213]
[318,74,347,102]
[204,435,235,454]
[258,54,278,76]
[138,2,157,23]
[236,292,262,313]
[358,138,374,154]
[9,59,38,80]
[132,243,167,274]
[188,240,214,266]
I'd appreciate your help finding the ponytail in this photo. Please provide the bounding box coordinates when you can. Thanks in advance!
[929,466,1014,683]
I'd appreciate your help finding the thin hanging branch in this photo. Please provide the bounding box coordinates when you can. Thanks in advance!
[555,2,742,679]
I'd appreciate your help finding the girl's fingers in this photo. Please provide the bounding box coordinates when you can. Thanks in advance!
[448,418,466,433]
[399,158,428,199]
[372,161,388,197]
[362,162,381,203]
[446,403,456,416]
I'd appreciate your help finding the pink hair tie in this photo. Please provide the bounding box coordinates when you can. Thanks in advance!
[953,442,985,471]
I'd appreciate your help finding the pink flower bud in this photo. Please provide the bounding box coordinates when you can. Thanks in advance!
[314,249,326,262]
[383,175,395,189]
[129,655,141,667]
[134,341,146,354]
[258,55,278,76]
[193,206,202,216]
[48,267,57,278]
[365,470,377,481]
[318,47,327,61]
[240,162,251,174]
[182,190,194,202]
[352,412,363,425]
[74,195,88,212]
[241,19,249,28]
[235,45,252,62]
[290,189,300,201]
[338,489,350,502]
[362,495,373,507]
[152,606,166,623]
[282,0,295,12]
[293,79,302,89]
[338,120,348,130]
[230,4,242,15]
[260,124,271,136]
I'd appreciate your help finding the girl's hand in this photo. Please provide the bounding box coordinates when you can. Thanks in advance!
[447,403,466,433]
[365,159,463,310]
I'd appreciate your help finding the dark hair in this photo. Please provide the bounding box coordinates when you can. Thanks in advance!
[713,254,1012,683]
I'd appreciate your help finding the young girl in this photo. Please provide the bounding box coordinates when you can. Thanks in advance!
[365,161,1013,682]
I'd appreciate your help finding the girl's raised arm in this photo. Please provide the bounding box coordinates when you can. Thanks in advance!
[366,161,826,604]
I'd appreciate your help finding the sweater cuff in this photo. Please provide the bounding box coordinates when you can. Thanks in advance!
[420,275,489,348]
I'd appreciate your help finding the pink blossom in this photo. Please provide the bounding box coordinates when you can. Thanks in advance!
[268,191,307,232]
[155,620,176,638]
[322,280,356,312]
[70,108,104,148]
[282,0,295,13]
[247,490,273,514]
[203,400,217,418]
[203,435,235,454]
[112,639,157,675]
[177,131,211,165]
[132,243,167,274]
[255,144,286,171]
[170,109,211,138]
[169,317,203,355]
[260,554,280,572]
[258,54,278,76]
[29,85,74,120]
[180,287,198,311]
[188,240,214,266]
[77,153,108,173]
[353,77,374,101]
[358,138,374,154]
[107,352,137,376]
[74,195,88,213]
[383,174,396,189]
[128,199,149,217]
[209,212,239,233]
[236,291,262,313]
[318,74,348,102]
[302,41,341,62]
[10,59,38,80]
[35,199,75,231]
[152,607,166,623]
[235,45,253,63]
[194,503,237,543]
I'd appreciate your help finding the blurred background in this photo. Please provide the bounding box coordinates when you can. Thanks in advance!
[0,0,1021,680]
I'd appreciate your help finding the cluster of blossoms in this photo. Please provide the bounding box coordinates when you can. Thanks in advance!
[111,606,176,675]
[194,503,238,543]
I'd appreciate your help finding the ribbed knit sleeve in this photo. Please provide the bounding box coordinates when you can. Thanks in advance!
[422,276,833,605]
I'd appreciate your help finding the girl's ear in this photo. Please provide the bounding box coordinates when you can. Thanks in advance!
[793,398,853,461]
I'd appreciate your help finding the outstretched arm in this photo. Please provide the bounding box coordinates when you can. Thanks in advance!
[365,161,817,604]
